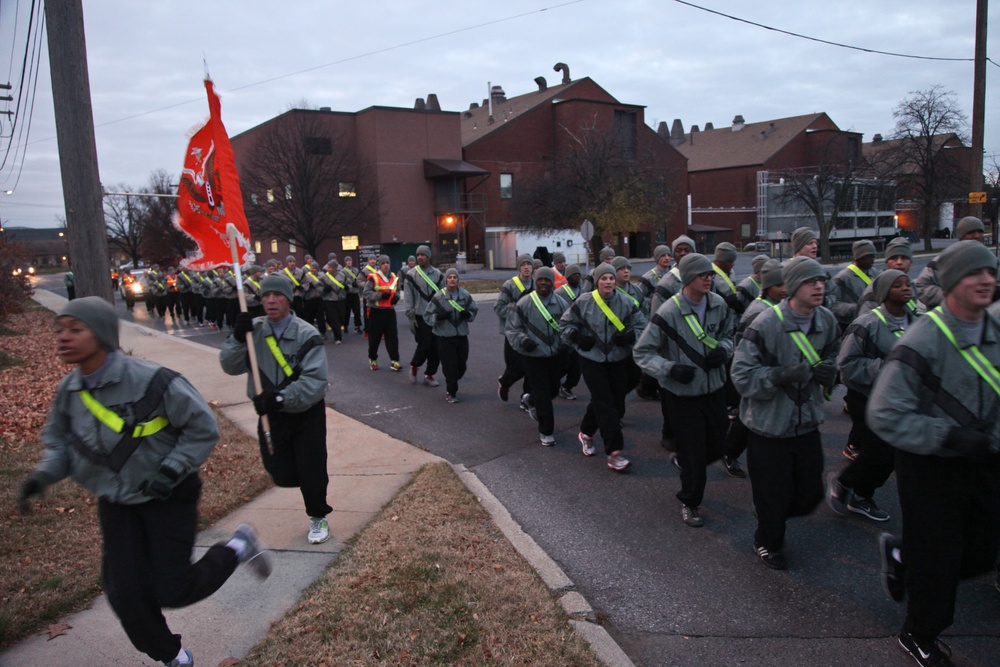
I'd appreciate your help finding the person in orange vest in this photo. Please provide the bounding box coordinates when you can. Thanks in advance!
[164,267,180,322]
[552,252,568,290]
[361,255,402,371]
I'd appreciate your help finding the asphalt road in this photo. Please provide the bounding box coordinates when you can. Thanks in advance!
[33,251,1000,667]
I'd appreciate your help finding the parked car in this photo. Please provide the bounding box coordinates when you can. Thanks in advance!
[742,242,772,254]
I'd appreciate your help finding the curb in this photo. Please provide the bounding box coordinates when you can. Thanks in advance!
[453,463,637,667]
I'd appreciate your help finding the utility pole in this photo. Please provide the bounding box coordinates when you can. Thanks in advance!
[970,0,988,223]
[44,0,112,301]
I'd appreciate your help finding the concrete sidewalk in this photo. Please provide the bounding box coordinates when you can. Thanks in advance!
[2,290,633,667]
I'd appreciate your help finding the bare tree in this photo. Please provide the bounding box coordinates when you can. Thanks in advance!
[239,111,377,258]
[985,154,1000,242]
[139,169,194,266]
[511,118,679,255]
[888,86,970,250]
[104,183,145,267]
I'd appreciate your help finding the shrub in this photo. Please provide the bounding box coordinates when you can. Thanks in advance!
[0,237,34,322]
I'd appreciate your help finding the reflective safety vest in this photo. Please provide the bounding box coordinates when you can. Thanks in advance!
[553,267,567,289]
[370,271,398,308]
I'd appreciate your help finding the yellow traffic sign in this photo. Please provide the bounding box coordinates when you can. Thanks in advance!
[969,191,987,204]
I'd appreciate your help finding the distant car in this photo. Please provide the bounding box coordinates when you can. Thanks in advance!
[743,242,772,254]
[119,269,145,309]
[10,265,35,277]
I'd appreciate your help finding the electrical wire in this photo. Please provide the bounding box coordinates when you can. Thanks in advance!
[0,0,37,169]
[0,1,42,189]
[673,0,993,64]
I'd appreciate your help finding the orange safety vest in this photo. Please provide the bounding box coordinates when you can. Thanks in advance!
[553,267,567,289]
[166,275,178,292]
[369,271,398,308]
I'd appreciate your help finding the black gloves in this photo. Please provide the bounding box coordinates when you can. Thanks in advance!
[522,338,539,352]
[812,360,837,387]
[669,364,696,384]
[944,423,994,460]
[390,293,400,305]
[234,312,254,341]
[409,319,418,335]
[705,346,728,369]
[576,332,596,351]
[724,293,744,312]
[459,309,472,320]
[772,362,811,386]
[379,291,392,302]
[612,329,637,347]
[18,477,44,514]
[139,465,181,501]
[323,285,333,294]
[252,390,283,416]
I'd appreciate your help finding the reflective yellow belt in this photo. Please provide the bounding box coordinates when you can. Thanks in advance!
[713,264,736,294]
[283,268,301,287]
[79,391,169,438]
[529,292,560,332]
[512,276,527,294]
[324,272,344,289]
[414,266,445,294]
[872,307,904,338]
[672,295,718,349]
[592,290,625,332]
[560,284,577,300]
[926,307,1000,399]
[847,264,873,286]
[265,336,295,378]
[771,304,821,365]
[616,286,640,307]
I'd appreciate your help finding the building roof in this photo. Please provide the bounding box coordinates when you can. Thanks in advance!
[423,159,490,179]
[674,113,832,172]
[461,77,608,147]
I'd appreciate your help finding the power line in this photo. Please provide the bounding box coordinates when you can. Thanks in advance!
[673,0,991,64]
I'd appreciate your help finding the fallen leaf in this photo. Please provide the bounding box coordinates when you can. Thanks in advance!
[217,658,239,667]
[42,623,71,640]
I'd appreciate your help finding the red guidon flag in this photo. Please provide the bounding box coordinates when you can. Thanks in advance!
[173,79,252,270]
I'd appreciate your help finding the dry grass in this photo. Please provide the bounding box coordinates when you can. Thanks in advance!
[0,307,272,648]
[245,462,601,667]
[461,279,505,294]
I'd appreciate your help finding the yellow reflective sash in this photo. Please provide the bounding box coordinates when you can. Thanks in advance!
[324,272,345,289]
[247,277,261,290]
[592,290,626,332]
[847,264,873,286]
[512,276,527,294]
[712,264,736,294]
[749,277,760,291]
[414,266,445,294]
[616,286,640,307]
[181,273,192,284]
[79,391,169,438]
[283,267,301,287]
[771,304,821,366]
[872,307,904,338]
[265,335,295,378]
[672,295,718,349]
[560,284,577,301]
[926,307,1000,399]
[447,298,465,312]
[529,292,560,332]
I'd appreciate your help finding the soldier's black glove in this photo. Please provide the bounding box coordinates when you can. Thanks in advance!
[612,329,636,347]
[944,423,994,461]
[390,293,400,305]
[576,331,596,351]
[139,465,180,501]
[234,312,254,341]
[18,476,44,514]
[669,364,696,384]
[812,360,837,387]
[253,390,283,416]
[772,362,811,386]
[324,285,333,294]
[459,309,472,320]
[724,292,744,311]
[705,346,728,369]
[521,338,539,352]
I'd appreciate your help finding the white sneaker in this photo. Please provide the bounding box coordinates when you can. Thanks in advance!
[308,517,330,544]
[231,523,272,580]
[423,375,440,387]
[540,433,556,446]
[578,432,596,456]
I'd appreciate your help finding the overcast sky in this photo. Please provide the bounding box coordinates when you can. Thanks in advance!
[1,0,996,228]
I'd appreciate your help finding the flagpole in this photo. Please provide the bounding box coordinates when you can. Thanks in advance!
[229,226,274,454]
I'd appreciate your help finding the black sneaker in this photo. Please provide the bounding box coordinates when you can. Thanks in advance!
[681,505,704,527]
[879,533,905,603]
[723,456,746,478]
[848,495,889,521]
[497,376,509,402]
[754,540,787,570]
[843,443,860,460]
[897,631,954,667]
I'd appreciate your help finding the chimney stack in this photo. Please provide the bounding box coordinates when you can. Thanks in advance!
[732,115,745,132]
[873,134,883,143]
[414,98,426,111]
[669,119,685,146]
[704,122,714,131]
[426,94,440,111]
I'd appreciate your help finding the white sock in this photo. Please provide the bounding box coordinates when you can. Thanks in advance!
[226,537,248,560]
[175,647,192,665]
[892,547,902,564]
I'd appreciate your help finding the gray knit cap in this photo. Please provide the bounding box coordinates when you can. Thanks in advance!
[852,240,877,261]
[344,255,353,264]
[752,254,770,275]
[592,262,616,282]
[328,252,337,261]
[955,216,985,239]
[937,240,998,294]
[714,242,738,263]
[445,267,459,278]
[564,264,582,278]
[260,274,294,302]
[791,227,817,255]
[532,259,543,270]
[672,234,696,254]
[782,256,825,297]
[885,237,913,260]
[872,269,906,305]
[57,297,119,352]
[598,247,615,262]
[416,245,432,258]
[516,253,533,267]
[679,253,714,286]
[285,255,296,263]
[552,252,566,264]
[407,255,416,263]
[653,245,671,262]
[760,259,784,290]
[535,267,555,283]
[377,254,391,266]
[611,256,631,270]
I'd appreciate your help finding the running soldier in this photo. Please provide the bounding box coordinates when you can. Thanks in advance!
[424,268,478,403]
[404,245,445,387]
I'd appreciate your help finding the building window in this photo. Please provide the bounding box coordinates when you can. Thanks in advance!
[270,239,278,254]
[289,240,297,254]
[339,182,356,198]
[254,240,262,254]
[304,136,332,156]
[284,184,293,200]
[342,235,359,251]
[500,173,513,199]
[741,223,751,238]
[266,189,275,203]
[614,110,637,160]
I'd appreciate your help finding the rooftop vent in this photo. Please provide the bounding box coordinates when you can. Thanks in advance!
[553,62,571,84]
[319,106,332,112]
[732,115,745,131]
[414,98,426,110]
[534,76,547,92]
[872,133,883,143]
[426,94,440,111]
[704,122,714,131]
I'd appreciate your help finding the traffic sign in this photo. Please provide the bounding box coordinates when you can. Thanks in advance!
[580,219,594,239]
[970,191,987,204]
